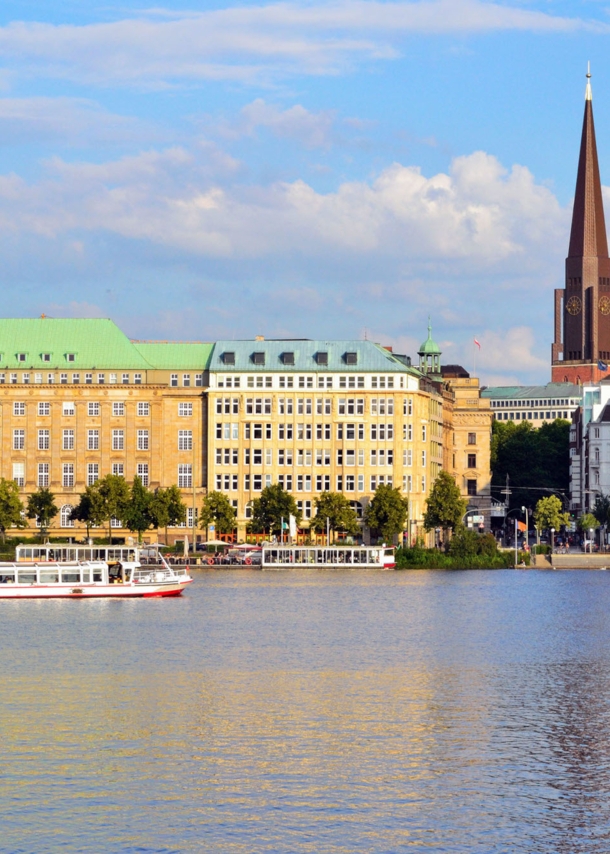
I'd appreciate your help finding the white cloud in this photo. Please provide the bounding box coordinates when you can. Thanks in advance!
[0,1,602,87]
[233,99,336,148]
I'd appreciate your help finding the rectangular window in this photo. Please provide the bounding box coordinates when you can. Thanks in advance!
[109,373,117,384]
[85,373,92,384]
[137,430,149,451]
[13,429,25,450]
[12,462,25,487]
[62,430,75,452]
[13,402,25,416]
[112,463,124,477]
[34,373,42,384]
[88,402,100,417]
[170,374,178,387]
[137,463,149,486]
[253,474,262,491]
[113,402,125,416]
[62,463,74,488]
[133,373,142,385]
[38,429,50,450]
[37,463,50,487]
[178,430,192,451]
[467,454,476,468]
[182,374,190,387]
[87,464,99,486]
[195,374,203,387]
[357,474,364,491]
[179,402,193,417]
[38,402,50,416]
[22,374,30,384]
[97,373,105,384]
[468,433,477,445]
[178,464,192,488]
[112,429,124,451]
[72,373,80,384]
[63,402,75,417]
[422,425,427,441]
[122,373,130,385]
[87,430,99,451]
[59,372,68,384]
[137,402,150,416]
[336,475,343,491]
[467,479,477,496]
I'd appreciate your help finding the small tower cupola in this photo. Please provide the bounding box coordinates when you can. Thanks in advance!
[418,319,442,376]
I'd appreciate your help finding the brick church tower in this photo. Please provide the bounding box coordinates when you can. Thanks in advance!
[551,67,610,383]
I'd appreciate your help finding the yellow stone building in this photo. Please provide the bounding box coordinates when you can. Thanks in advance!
[0,317,492,542]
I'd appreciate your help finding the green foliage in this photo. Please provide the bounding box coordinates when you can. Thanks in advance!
[578,512,599,532]
[199,491,237,534]
[310,492,360,538]
[97,474,131,541]
[122,476,153,542]
[423,471,467,532]
[448,527,499,559]
[491,419,570,510]
[593,493,610,526]
[395,544,516,570]
[69,486,105,537]
[534,495,570,532]
[150,485,188,541]
[26,488,58,537]
[249,484,300,536]
[0,479,25,542]
[364,484,409,542]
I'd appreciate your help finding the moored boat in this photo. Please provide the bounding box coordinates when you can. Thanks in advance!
[262,545,396,570]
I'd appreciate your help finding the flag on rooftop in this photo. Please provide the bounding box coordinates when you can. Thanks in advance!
[474,339,481,350]
[599,360,608,371]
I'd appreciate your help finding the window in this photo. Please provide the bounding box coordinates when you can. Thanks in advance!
[468,433,477,445]
[137,430,149,451]
[170,374,178,387]
[112,430,124,451]
[72,373,80,384]
[87,430,99,451]
[88,402,100,417]
[62,430,75,451]
[97,373,105,384]
[13,402,25,416]
[252,352,265,365]
[66,353,76,363]
[403,449,412,467]
[134,373,142,385]
[63,402,75,417]
[38,430,50,450]
[17,353,26,363]
[122,373,130,385]
[195,374,203,387]
[59,373,67,384]
[62,466,74,488]
[467,454,476,468]
[137,402,150,417]
[112,463,124,477]
[38,463,50,487]
[13,462,25,487]
[137,463,149,487]
[87,464,99,486]
[345,475,355,491]
[316,474,331,491]
[467,479,477,496]
[179,402,193,417]
[344,351,357,365]
[42,353,51,363]
[113,402,125,416]
[13,429,25,450]
[178,464,192,488]
[9,374,17,384]
[85,373,92,384]
[223,351,236,365]
[422,425,427,441]
[178,430,192,451]
[38,402,50,416]
[109,373,117,384]
[183,374,191,387]
[34,373,42,384]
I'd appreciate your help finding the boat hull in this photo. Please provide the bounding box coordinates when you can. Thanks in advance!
[0,579,193,599]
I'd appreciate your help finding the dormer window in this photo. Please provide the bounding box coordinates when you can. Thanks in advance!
[66,353,76,363]
[315,351,328,366]
[17,353,27,363]
[42,353,51,363]
[344,351,357,365]
[281,352,295,365]
[252,352,265,366]
[223,351,235,365]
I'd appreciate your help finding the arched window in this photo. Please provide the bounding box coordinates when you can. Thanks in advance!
[60,504,74,528]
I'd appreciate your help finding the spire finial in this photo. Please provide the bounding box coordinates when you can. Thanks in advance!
[427,315,432,338]
[586,61,592,101]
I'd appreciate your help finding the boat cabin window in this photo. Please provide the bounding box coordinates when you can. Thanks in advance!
[39,569,59,584]
[17,570,36,584]
[61,569,80,584]
[0,570,15,583]
[92,566,103,583]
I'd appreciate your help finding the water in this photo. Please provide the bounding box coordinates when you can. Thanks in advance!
[2,569,610,853]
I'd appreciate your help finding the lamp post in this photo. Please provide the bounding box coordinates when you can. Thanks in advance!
[521,506,529,547]
[590,527,594,553]
[550,527,555,553]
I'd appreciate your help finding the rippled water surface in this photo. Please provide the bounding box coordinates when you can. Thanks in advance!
[2,569,610,852]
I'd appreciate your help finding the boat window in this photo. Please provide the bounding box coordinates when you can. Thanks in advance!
[20,548,33,560]
[17,571,36,584]
[0,570,15,583]
[384,549,394,557]
[81,569,91,583]
[92,567,103,583]
[39,570,59,584]
[61,569,80,584]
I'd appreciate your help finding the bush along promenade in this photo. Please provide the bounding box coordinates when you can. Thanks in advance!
[396,529,530,570]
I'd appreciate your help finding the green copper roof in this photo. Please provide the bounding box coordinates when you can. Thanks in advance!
[0,318,152,370]
[481,383,582,400]
[209,340,412,372]
[132,341,214,370]
[418,321,441,356]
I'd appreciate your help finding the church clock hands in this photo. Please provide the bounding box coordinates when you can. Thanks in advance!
[566,295,582,316]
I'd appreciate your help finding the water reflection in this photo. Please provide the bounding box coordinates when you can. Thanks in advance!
[1,570,610,851]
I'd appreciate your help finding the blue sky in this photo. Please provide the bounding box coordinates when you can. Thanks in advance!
[0,1,609,384]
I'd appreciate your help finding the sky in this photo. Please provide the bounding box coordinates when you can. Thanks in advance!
[0,2,610,385]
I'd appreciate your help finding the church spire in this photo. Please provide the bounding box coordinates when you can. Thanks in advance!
[568,63,608,258]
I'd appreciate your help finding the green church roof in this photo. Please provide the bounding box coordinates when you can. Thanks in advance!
[418,321,441,356]
[131,341,214,370]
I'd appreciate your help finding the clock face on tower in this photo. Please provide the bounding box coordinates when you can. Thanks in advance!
[600,296,610,315]
[567,296,582,316]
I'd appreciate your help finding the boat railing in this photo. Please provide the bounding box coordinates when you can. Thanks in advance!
[132,565,189,583]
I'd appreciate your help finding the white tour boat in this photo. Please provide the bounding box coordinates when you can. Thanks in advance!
[0,543,193,598]
[262,545,396,570]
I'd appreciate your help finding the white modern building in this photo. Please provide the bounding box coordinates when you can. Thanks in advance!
[481,383,582,426]
[569,383,610,513]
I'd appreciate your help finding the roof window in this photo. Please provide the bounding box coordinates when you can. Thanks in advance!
[252,352,265,366]
[17,353,27,362]
[66,353,76,363]
[281,352,295,365]
[344,351,358,365]
[222,351,235,365]
[315,352,328,366]
[41,353,51,362]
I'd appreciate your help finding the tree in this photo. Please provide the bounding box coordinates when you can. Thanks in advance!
[593,493,610,526]
[249,484,300,536]
[364,484,409,542]
[310,492,360,540]
[423,471,467,533]
[0,479,26,543]
[26,487,58,537]
[578,512,599,533]
[96,474,131,542]
[199,491,236,535]
[533,495,570,533]
[69,486,106,538]
[150,485,187,543]
[491,419,570,510]
[122,477,153,542]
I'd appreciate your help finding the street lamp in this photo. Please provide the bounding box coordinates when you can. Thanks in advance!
[550,527,555,553]
[590,527,594,554]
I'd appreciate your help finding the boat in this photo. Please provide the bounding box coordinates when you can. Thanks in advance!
[261,545,396,570]
[0,543,193,598]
